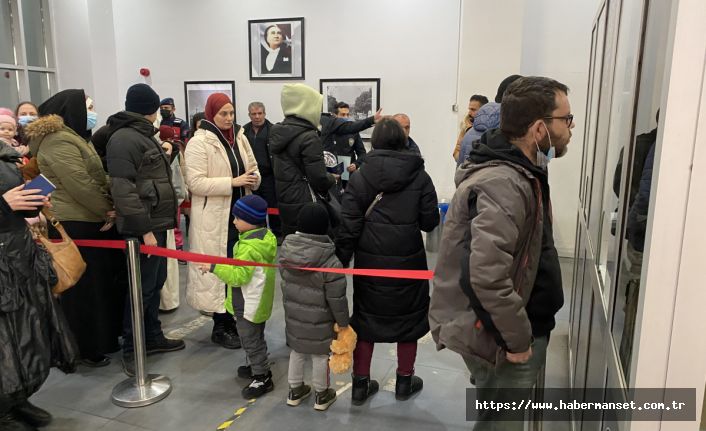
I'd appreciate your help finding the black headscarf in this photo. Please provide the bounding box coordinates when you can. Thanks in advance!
[38,89,90,139]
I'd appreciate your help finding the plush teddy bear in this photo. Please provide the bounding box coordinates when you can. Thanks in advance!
[329,323,357,374]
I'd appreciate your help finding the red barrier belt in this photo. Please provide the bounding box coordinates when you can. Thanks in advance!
[71,240,433,280]
[266,208,279,215]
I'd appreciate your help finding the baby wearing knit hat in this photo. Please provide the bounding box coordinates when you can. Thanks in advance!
[0,110,29,159]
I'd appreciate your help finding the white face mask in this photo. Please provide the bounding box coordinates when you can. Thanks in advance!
[534,121,555,169]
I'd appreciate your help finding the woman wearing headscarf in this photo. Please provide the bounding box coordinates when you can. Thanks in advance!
[24,89,127,368]
[184,93,261,349]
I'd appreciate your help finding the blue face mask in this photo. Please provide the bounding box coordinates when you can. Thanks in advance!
[86,111,97,130]
[18,115,37,127]
[535,122,555,169]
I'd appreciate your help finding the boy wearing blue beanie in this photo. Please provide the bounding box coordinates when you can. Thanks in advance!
[198,194,278,398]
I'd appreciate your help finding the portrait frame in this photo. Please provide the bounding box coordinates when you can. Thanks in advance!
[248,17,305,80]
[320,78,381,139]
[183,81,235,127]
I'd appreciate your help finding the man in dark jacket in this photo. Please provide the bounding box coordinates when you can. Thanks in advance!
[243,101,280,239]
[329,102,367,174]
[159,97,189,142]
[430,77,572,429]
[270,84,380,236]
[392,113,421,156]
[105,84,184,376]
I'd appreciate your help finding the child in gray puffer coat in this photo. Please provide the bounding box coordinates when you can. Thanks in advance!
[279,202,350,411]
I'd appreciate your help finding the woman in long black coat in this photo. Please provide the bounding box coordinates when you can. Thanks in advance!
[0,144,77,430]
[336,118,439,405]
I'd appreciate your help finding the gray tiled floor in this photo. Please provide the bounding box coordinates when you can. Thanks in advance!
[35,253,574,430]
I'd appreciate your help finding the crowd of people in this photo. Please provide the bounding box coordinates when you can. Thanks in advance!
[0,74,572,430]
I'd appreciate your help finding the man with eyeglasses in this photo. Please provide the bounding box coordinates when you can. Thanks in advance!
[430,76,572,430]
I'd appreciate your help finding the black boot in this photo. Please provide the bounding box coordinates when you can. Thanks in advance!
[395,373,423,401]
[0,413,36,431]
[211,315,241,349]
[12,400,52,428]
[351,375,379,406]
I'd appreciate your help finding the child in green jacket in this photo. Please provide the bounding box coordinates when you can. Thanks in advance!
[198,194,277,398]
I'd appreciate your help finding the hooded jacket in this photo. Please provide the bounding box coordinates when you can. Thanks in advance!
[105,111,177,236]
[429,129,563,365]
[270,84,335,235]
[336,149,438,342]
[279,232,349,354]
[457,102,501,166]
[25,114,113,222]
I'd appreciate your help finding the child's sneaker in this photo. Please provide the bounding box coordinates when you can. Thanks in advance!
[286,384,311,406]
[241,371,274,399]
[314,388,337,411]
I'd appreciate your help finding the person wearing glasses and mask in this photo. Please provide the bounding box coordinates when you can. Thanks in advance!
[430,77,573,430]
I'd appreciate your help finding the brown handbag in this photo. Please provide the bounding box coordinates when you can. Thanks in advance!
[28,207,87,295]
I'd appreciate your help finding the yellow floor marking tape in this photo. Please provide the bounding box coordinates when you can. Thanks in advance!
[216,399,257,430]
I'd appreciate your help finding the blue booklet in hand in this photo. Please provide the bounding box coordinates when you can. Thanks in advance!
[25,174,56,196]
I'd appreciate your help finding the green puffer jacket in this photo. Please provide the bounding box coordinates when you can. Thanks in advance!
[25,115,113,222]
[212,227,277,324]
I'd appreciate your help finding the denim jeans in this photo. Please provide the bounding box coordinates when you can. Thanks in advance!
[464,336,548,431]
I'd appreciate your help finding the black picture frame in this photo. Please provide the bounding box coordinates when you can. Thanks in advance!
[248,17,305,80]
[320,78,381,138]
[183,81,235,126]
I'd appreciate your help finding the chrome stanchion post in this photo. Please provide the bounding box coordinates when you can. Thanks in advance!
[111,238,172,408]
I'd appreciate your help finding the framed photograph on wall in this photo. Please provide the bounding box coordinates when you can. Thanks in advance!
[248,17,305,80]
[183,81,235,126]
[320,78,381,139]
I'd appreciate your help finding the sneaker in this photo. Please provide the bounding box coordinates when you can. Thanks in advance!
[80,354,111,368]
[394,373,423,401]
[241,371,274,399]
[237,365,252,379]
[287,384,312,406]
[145,336,185,355]
[314,388,337,411]
[12,400,52,427]
[351,375,379,406]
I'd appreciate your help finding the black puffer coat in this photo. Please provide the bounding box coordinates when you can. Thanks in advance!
[0,145,77,397]
[336,150,439,342]
[105,111,177,237]
[269,116,335,235]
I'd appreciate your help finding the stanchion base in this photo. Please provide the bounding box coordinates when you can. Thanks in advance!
[111,374,172,408]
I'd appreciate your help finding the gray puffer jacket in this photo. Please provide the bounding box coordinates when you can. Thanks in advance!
[279,232,349,355]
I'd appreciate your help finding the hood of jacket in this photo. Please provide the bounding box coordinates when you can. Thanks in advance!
[472,102,501,133]
[0,142,21,164]
[359,149,425,193]
[455,128,546,187]
[281,83,322,128]
[104,111,159,140]
[268,116,318,155]
[24,114,82,156]
[279,232,336,267]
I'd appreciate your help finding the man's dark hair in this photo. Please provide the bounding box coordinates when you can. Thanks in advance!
[495,74,523,103]
[334,101,349,115]
[371,117,407,151]
[470,95,489,105]
[500,76,569,139]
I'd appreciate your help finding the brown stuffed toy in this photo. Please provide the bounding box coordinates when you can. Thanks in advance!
[329,323,357,374]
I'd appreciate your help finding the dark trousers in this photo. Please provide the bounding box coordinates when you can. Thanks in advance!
[51,221,127,358]
[253,174,281,237]
[237,319,269,375]
[122,231,168,351]
[353,340,418,376]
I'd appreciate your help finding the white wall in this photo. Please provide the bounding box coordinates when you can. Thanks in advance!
[51,0,596,255]
[520,0,599,255]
